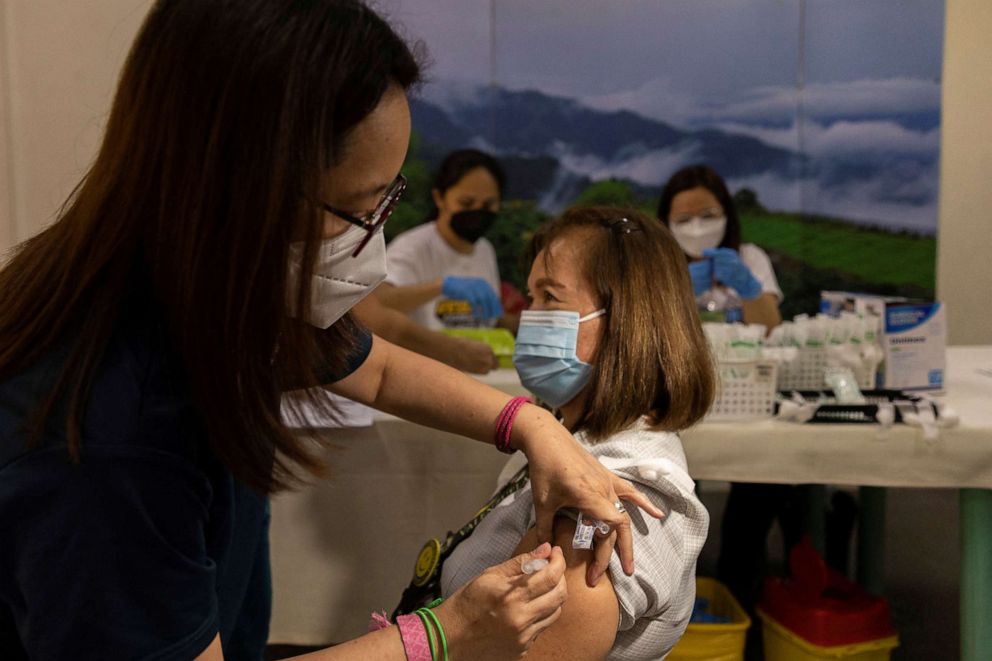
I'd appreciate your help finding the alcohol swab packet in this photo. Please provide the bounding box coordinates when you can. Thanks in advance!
[572,512,610,550]
[572,520,594,550]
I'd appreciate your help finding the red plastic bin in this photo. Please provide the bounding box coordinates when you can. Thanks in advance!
[759,537,897,648]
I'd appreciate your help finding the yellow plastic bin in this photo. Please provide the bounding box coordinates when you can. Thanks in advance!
[667,577,751,661]
[759,609,899,661]
[441,328,516,368]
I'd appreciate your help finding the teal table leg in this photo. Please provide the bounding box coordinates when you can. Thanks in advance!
[802,484,827,555]
[961,489,992,661]
[857,486,886,594]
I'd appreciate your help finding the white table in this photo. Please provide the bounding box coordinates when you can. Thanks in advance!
[269,372,521,645]
[268,347,992,658]
[680,346,992,661]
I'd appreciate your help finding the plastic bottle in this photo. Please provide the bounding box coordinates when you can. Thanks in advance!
[697,286,744,323]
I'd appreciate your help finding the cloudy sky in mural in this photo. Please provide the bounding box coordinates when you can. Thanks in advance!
[380,0,944,233]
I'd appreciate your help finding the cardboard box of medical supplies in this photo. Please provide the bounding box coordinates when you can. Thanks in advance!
[820,291,946,391]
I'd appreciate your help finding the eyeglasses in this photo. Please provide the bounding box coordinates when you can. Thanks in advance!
[322,174,407,257]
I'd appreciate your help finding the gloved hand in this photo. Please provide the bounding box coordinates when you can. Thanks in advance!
[688,259,714,297]
[442,276,504,320]
[703,248,762,300]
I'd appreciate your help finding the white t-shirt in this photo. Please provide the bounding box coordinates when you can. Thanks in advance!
[739,243,782,300]
[699,243,783,311]
[441,419,709,660]
[385,222,501,330]
[280,390,373,429]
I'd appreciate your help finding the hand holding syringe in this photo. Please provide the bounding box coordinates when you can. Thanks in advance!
[519,513,608,574]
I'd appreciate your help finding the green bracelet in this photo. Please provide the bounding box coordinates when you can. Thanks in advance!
[415,609,438,661]
[419,607,449,661]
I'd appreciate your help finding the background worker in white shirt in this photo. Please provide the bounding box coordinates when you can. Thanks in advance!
[377,149,511,330]
[657,164,782,330]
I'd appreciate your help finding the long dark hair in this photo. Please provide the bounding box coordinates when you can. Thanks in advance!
[0,0,421,493]
[527,207,715,439]
[657,164,741,251]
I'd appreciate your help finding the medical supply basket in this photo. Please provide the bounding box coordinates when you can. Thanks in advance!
[440,328,515,368]
[707,360,778,420]
[758,538,898,661]
[776,347,877,391]
[667,578,750,661]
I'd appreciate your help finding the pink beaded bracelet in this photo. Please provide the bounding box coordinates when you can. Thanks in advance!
[495,396,530,454]
[396,612,432,661]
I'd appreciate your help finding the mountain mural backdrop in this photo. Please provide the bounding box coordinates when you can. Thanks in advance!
[410,83,938,235]
[384,1,943,313]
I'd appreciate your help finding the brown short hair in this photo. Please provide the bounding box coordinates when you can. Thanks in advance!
[527,206,716,439]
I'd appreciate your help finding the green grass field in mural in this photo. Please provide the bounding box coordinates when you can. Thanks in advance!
[740,212,936,292]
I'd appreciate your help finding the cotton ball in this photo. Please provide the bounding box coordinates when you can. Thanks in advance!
[638,467,659,481]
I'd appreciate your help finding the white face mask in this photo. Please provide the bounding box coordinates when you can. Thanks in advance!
[670,216,727,258]
[286,224,387,328]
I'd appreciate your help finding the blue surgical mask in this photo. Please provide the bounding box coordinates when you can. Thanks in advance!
[512,308,606,408]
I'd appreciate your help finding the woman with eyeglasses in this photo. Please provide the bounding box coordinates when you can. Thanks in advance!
[0,2,662,660]
[376,149,510,330]
[658,165,782,329]
[397,207,715,660]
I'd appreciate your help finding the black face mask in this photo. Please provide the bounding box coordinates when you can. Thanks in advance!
[449,209,498,243]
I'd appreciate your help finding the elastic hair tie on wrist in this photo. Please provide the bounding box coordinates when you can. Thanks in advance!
[495,396,530,454]
[418,607,449,661]
[415,610,438,661]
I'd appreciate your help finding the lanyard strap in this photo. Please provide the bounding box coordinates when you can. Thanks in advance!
[397,463,531,619]
[441,465,530,554]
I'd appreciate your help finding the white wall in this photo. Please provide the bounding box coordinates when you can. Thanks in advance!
[0,0,14,252]
[1,0,989,343]
[936,0,992,345]
[0,0,152,250]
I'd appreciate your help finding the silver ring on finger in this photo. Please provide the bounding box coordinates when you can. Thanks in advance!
[614,500,627,514]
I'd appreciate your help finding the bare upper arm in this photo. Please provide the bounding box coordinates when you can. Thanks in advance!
[194,634,223,660]
[743,291,782,329]
[324,331,391,406]
[511,518,619,660]
[352,293,404,342]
